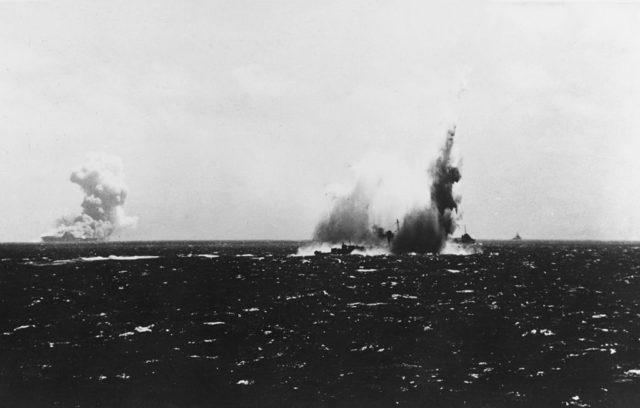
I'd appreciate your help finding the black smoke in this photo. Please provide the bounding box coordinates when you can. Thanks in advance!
[392,126,461,253]
[312,126,462,252]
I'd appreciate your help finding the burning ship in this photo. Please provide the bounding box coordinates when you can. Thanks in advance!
[41,231,100,243]
[40,153,138,244]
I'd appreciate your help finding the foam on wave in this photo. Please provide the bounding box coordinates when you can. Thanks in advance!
[441,241,482,256]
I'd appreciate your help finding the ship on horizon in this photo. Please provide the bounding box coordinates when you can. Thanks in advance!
[40,231,101,243]
[512,232,522,240]
[314,243,365,256]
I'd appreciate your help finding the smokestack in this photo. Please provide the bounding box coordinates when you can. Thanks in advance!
[41,153,138,241]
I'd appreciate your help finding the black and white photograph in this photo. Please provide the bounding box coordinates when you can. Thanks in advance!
[1,0,640,406]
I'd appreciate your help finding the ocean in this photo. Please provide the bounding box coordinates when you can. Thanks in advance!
[1,241,640,407]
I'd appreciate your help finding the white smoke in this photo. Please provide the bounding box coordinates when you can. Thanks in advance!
[41,153,138,240]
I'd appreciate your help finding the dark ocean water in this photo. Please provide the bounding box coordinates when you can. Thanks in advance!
[1,241,640,408]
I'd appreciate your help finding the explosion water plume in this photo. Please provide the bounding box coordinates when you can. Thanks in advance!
[313,183,373,244]
[312,152,419,245]
[312,126,462,254]
[41,153,138,241]
[392,126,461,253]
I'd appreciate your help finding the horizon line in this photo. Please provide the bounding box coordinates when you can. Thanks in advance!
[2,238,640,244]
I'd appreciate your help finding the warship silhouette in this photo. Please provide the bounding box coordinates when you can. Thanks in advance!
[453,226,476,244]
[314,243,365,256]
[41,231,100,243]
[314,220,397,256]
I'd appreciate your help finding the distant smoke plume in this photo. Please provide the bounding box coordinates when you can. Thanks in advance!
[392,127,461,253]
[313,126,462,253]
[41,154,138,240]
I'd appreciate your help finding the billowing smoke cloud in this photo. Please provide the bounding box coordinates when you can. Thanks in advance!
[392,126,461,253]
[41,153,138,240]
[312,152,421,245]
[313,126,462,253]
[313,183,373,243]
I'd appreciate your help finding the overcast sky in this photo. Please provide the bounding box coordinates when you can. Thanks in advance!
[1,0,639,242]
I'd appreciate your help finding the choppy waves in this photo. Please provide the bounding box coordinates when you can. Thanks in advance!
[1,241,640,407]
[23,255,160,266]
[296,240,481,257]
[294,243,390,257]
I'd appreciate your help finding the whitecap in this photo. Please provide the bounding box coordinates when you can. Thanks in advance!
[135,325,154,333]
[391,294,418,300]
[347,302,387,307]
[13,324,35,331]
[441,241,482,256]
[351,247,390,256]
[179,253,219,259]
[81,255,159,262]
[25,259,77,266]
[625,369,640,377]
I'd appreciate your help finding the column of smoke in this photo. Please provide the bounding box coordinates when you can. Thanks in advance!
[392,127,460,253]
[41,154,138,240]
[313,126,461,254]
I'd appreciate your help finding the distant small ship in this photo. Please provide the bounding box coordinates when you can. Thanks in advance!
[453,226,476,244]
[331,243,365,255]
[315,243,365,256]
[41,231,99,243]
[512,233,522,241]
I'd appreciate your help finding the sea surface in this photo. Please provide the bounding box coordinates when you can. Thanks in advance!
[1,241,640,407]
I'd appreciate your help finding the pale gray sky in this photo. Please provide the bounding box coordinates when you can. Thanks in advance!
[1,0,639,241]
